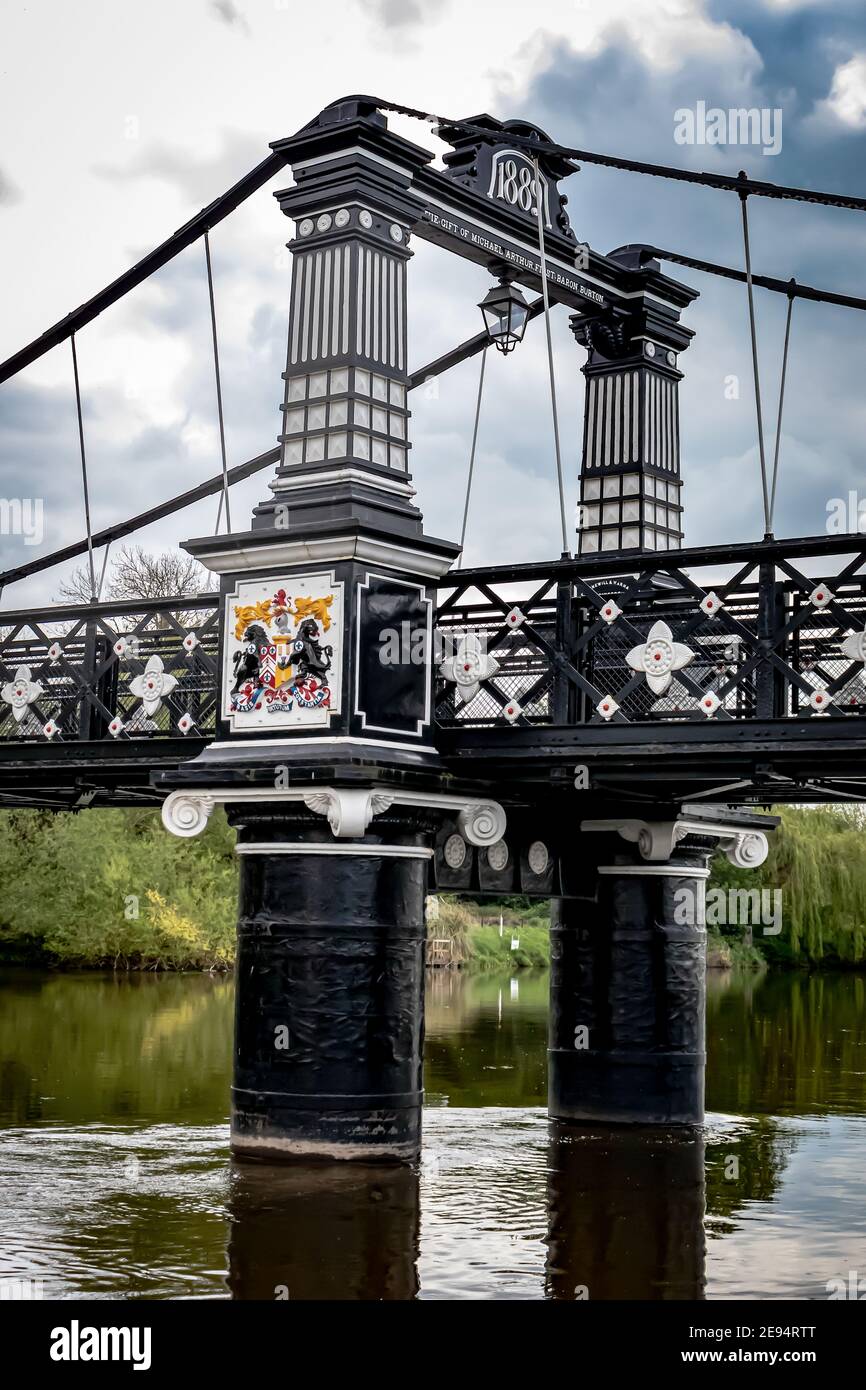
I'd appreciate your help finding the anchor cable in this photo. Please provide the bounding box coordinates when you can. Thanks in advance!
[0,151,286,386]
[0,330,488,594]
[533,156,569,557]
[204,229,232,535]
[456,345,487,568]
[70,333,97,601]
[738,187,772,538]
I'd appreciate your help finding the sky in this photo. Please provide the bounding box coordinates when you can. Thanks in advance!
[2,0,866,605]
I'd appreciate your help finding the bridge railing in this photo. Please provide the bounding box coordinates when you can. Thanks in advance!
[0,594,219,743]
[432,534,866,729]
[2,533,866,744]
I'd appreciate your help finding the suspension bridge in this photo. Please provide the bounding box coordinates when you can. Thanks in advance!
[2,93,865,1158]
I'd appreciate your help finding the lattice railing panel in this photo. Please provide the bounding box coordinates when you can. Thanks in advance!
[432,540,866,729]
[0,597,219,742]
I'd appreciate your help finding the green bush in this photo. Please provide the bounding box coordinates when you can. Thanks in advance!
[5,803,866,972]
[0,807,237,969]
[709,805,866,967]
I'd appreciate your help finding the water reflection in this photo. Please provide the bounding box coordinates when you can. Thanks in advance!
[0,969,232,1128]
[424,969,548,1106]
[707,968,866,1118]
[227,1160,420,1301]
[0,964,864,1298]
[545,1124,706,1301]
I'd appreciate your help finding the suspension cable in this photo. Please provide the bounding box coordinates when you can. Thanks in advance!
[0,329,488,594]
[97,541,112,601]
[0,152,286,386]
[738,188,771,538]
[532,157,569,557]
[70,334,97,600]
[370,97,866,213]
[769,282,796,532]
[204,229,232,535]
[5,102,866,392]
[456,346,487,568]
[648,246,866,314]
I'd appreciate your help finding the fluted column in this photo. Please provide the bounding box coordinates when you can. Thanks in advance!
[571,245,697,556]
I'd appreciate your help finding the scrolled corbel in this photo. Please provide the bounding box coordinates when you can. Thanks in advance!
[724,831,769,870]
[161,791,214,838]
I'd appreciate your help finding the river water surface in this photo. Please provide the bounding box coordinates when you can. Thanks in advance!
[1,966,864,1299]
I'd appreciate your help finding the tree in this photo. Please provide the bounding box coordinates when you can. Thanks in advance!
[59,545,214,604]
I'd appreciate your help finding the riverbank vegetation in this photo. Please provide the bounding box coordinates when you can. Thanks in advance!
[429,896,550,969]
[0,806,236,970]
[0,804,865,971]
[713,805,866,967]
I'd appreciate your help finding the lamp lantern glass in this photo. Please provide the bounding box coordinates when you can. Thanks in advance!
[478,280,530,354]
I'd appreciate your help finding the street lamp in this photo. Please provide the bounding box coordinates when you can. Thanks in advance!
[478,278,530,354]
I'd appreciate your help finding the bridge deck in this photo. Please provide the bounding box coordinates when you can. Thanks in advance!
[1,533,865,807]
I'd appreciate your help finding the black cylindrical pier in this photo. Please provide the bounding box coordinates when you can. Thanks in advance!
[549,859,709,1125]
[230,807,429,1162]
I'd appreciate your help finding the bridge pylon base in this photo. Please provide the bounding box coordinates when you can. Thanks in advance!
[549,829,715,1127]
[229,805,431,1163]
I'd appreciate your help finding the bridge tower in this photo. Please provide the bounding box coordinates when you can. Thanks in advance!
[160,97,503,1161]
[156,96,772,1158]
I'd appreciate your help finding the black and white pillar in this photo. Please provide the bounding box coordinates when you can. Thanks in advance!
[549,856,710,1125]
[161,98,472,1164]
[252,97,435,538]
[571,246,698,556]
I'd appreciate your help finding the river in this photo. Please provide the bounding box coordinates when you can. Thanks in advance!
[0,966,864,1299]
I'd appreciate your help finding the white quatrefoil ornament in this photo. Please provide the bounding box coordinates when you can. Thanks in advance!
[1,665,44,722]
[439,634,499,705]
[129,655,177,717]
[626,620,695,696]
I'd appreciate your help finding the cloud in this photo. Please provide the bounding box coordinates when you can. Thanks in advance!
[357,0,434,29]
[7,0,866,592]
[506,6,866,549]
[208,0,250,36]
[92,129,269,205]
[815,53,866,129]
[0,219,288,605]
[0,168,21,207]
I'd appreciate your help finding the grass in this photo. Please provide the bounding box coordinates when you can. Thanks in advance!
[429,895,550,970]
